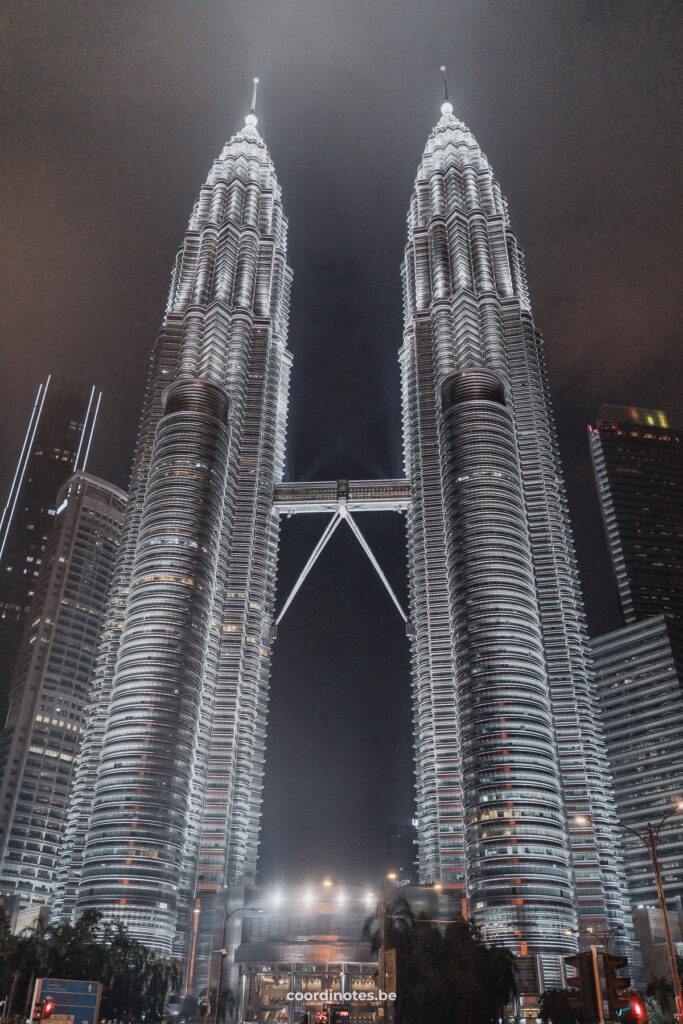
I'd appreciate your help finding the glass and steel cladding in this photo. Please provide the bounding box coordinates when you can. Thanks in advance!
[438,369,575,954]
[0,473,126,911]
[400,102,632,975]
[76,381,232,951]
[55,110,292,958]
[591,616,683,909]
[589,406,682,626]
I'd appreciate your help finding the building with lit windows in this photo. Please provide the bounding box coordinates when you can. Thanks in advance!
[185,881,460,1024]
[589,405,682,625]
[54,88,292,979]
[591,618,683,910]
[51,84,635,1005]
[589,406,683,914]
[399,91,632,993]
[632,903,683,989]
[0,378,101,717]
[384,824,419,885]
[0,472,126,913]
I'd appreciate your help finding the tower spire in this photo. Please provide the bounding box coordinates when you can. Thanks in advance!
[439,65,453,116]
[245,76,259,128]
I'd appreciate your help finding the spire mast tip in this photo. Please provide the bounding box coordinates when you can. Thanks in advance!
[439,65,453,116]
[245,76,259,128]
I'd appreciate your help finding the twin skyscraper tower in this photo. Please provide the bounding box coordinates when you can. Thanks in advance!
[54,86,632,991]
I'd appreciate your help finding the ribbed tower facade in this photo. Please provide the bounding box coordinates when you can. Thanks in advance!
[400,99,631,989]
[55,102,292,959]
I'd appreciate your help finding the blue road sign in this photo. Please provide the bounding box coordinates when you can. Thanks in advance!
[35,979,102,1024]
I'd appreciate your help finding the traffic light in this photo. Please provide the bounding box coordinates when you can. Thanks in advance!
[565,952,599,1024]
[603,953,631,1017]
[630,992,647,1021]
[42,1001,54,1019]
[32,1002,45,1023]
[620,990,648,1024]
[332,1011,350,1024]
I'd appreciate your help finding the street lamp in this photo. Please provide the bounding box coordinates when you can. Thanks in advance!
[213,905,263,1024]
[575,803,683,1022]
[621,804,683,1023]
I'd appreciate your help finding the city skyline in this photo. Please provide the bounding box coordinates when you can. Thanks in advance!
[3,0,681,889]
[17,84,630,1005]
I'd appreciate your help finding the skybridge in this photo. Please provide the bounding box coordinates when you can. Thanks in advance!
[272,479,411,631]
[273,478,410,514]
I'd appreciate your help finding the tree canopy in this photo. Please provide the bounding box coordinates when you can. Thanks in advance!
[0,908,181,1024]
[363,901,517,1024]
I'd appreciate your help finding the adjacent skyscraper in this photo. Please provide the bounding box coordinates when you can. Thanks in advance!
[589,405,682,625]
[0,378,101,716]
[56,91,292,967]
[400,92,631,990]
[0,472,126,911]
[591,616,683,909]
[589,406,683,914]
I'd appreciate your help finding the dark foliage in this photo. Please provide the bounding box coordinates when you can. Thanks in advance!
[363,902,517,1024]
[538,988,581,1024]
[0,908,181,1024]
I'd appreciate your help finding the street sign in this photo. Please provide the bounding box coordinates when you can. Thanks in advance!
[33,979,102,1024]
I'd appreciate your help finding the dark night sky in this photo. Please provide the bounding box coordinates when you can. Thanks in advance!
[2,1,682,887]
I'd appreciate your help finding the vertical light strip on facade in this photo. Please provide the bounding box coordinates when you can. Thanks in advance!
[0,377,50,562]
[80,390,102,474]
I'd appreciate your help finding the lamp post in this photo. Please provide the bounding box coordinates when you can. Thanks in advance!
[213,905,262,1024]
[378,874,397,1024]
[622,808,683,1023]
[576,803,683,1023]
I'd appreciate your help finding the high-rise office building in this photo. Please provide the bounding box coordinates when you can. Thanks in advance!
[55,92,292,970]
[589,406,683,915]
[385,823,419,885]
[0,472,126,912]
[591,616,683,910]
[0,378,101,715]
[589,405,682,625]
[399,93,631,989]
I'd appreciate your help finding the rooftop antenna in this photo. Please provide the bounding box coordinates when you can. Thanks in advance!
[245,76,259,128]
[440,65,453,116]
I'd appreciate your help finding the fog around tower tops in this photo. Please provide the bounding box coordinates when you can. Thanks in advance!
[2,0,681,884]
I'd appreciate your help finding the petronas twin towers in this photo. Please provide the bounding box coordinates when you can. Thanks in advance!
[54,85,631,991]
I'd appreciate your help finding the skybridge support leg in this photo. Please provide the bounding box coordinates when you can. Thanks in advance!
[275,509,343,626]
[340,508,407,623]
[276,504,408,627]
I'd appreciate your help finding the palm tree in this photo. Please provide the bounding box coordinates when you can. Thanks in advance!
[362,897,415,955]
